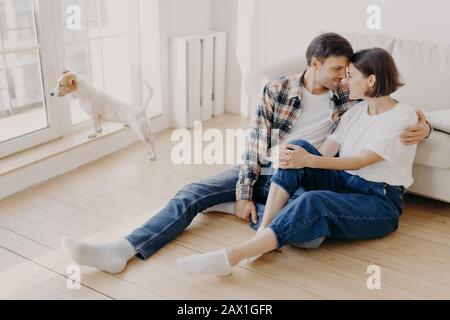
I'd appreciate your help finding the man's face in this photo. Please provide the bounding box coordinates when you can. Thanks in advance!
[314,55,349,90]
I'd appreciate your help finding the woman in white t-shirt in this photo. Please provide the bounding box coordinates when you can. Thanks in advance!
[177,48,419,277]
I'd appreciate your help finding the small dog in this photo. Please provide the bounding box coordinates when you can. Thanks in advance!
[51,70,157,160]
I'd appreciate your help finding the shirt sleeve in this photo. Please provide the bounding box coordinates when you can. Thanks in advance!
[236,83,275,201]
[366,112,418,163]
[328,122,345,145]
[366,136,402,163]
[328,104,355,145]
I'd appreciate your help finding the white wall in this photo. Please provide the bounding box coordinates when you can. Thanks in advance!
[212,0,450,117]
[156,0,254,117]
[156,0,214,130]
[212,0,244,115]
[250,0,450,73]
[139,0,163,129]
[155,0,450,121]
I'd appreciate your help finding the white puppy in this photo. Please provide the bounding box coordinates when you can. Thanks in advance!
[51,70,157,160]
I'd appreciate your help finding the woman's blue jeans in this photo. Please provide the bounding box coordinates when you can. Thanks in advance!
[266,140,405,249]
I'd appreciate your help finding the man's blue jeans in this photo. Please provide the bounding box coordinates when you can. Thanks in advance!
[267,140,405,249]
[126,165,273,259]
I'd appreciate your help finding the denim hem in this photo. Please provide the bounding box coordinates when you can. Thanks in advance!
[271,176,296,197]
[129,188,237,260]
[125,236,147,260]
[269,224,286,249]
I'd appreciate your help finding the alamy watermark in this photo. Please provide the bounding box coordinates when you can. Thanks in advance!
[66,265,81,290]
[170,122,281,176]
[367,265,382,290]
[66,5,81,31]
[367,5,382,30]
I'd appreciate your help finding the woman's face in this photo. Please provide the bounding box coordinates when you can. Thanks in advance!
[345,63,374,100]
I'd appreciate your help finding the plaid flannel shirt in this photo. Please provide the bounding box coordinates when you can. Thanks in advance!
[236,72,357,201]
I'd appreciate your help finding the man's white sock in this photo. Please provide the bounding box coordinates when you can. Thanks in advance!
[177,249,233,276]
[62,237,137,274]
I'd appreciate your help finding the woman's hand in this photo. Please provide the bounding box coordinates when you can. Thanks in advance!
[279,144,314,169]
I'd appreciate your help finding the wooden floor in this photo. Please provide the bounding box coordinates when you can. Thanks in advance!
[0,114,449,300]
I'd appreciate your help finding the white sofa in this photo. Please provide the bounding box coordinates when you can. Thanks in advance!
[246,33,450,203]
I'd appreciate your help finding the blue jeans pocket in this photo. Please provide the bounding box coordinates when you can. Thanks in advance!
[384,185,405,213]
[344,175,387,198]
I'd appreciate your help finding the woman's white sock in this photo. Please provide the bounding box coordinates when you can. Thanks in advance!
[177,249,233,276]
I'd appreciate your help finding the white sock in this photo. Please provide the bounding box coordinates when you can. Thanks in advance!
[177,249,233,276]
[62,237,137,274]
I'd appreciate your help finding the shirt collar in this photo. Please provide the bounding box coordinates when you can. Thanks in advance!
[286,72,305,100]
[288,70,338,101]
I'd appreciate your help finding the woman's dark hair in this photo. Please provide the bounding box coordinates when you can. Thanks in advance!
[306,33,354,66]
[351,48,404,97]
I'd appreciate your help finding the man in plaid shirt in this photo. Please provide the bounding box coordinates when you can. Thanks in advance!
[63,33,432,273]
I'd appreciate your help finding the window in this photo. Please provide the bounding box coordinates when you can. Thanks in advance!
[62,0,140,125]
[0,0,51,154]
[0,0,160,159]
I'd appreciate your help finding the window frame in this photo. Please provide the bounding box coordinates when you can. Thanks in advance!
[0,0,144,158]
[0,0,65,158]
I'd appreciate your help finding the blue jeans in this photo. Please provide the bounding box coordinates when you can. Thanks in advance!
[126,165,273,259]
[266,140,405,249]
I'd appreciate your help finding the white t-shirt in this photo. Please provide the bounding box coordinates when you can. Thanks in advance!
[328,101,418,188]
[270,87,333,165]
[286,87,334,148]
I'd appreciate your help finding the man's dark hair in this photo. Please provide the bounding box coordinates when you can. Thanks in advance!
[351,47,405,98]
[306,33,354,66]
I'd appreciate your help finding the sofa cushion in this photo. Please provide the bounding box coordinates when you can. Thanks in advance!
[344,32,396,53]
[415,130,450,169]
[425,109,450,134]
[319,31,396,53]
[392,39,450,113]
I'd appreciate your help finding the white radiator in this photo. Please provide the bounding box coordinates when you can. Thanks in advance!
[169,31,227,129]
